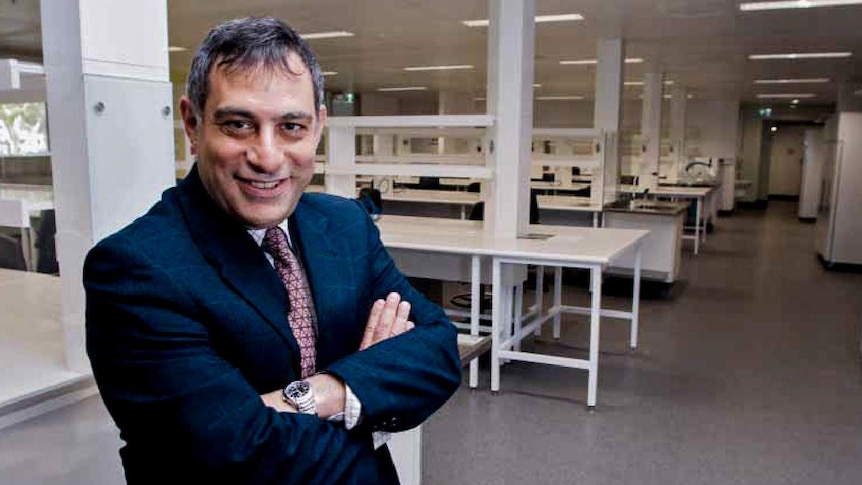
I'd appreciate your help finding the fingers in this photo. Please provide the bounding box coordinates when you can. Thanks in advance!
[373,293,401,343]
[392,300,411,336]
[360,292,415,350]
[360,299,386,350]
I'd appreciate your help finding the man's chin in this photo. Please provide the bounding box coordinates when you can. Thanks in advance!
[235,203,298,229]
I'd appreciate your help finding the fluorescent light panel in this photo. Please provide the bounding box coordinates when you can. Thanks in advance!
[753,78,830,83]
[301,31,354,40]
[377,86,428,92]
[749,52,852,60]
[560,57,644,65]
[756,93,817,98]
[624,80,675,86]
[462,13,583,27]
[322,71,338,76]
[740,1,862,11]
[403,65,474,72]
[168,46,186,52]
[536,95,584,101]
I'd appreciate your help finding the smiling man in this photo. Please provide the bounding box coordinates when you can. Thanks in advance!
[84,17,460,485]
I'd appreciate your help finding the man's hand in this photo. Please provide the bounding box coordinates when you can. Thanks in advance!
[360,292,414,350]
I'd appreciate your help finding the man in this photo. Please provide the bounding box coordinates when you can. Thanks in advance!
[84,17,461,485]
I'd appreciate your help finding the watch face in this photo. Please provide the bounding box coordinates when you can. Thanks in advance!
[286,380,310,400]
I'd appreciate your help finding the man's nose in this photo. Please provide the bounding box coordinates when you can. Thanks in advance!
[248,130,284,172]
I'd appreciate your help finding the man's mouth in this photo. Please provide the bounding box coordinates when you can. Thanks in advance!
[249,180,280,189]
[237,176,286,190]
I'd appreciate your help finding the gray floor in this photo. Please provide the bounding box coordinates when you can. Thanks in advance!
[2,201,861,484]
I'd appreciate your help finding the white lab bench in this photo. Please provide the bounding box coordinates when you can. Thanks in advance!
[378,215,647,485]
[622,185,716,254]
[376,215,648,406]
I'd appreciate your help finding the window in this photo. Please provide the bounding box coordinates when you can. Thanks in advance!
[0,102,49,156]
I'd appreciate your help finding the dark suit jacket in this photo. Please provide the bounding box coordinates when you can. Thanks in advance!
[84,166,461,485]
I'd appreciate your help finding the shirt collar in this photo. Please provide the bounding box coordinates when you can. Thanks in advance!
[247,220,291,248]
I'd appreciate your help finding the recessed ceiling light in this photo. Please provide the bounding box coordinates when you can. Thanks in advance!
[535,13,585,23]
[754,78,830,84]
[462,13,584,27]
[756,93,817,98]
[771,126,778,132]
[301,31,355,40]
[168,46,186,52]
[559,57,644,65]
[536,95,584,101]
[403,65,474,72]
[659,94,695,99]
[377,86,428,92]
[792,98,800,104]
[740,1,862,11]
[749,52,852,60]
[790,104,798,108]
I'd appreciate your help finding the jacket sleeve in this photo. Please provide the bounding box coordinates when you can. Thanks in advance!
[84,237,381,484]
[324,206,462,433]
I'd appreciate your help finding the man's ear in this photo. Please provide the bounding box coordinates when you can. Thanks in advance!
[314,104,327,146]
[178,96,200,156]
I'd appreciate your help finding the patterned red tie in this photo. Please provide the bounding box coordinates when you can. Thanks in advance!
[262,227,317,378]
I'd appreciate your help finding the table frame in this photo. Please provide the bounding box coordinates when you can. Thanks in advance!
[490,243,642,408]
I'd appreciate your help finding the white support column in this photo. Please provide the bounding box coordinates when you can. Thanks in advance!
[41,0,175,372]
[326,125,357,197]
[486,0,535,238]
[594,39,624,205]
[640,71,663,190]
[670,85,689,174]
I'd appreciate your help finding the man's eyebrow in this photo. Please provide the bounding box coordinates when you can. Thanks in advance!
[279,111,315,122]
[212,107,255,120]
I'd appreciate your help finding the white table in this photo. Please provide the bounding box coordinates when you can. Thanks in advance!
[377,215,648,407]
[536,195,603,227]
[622,185,715,255]
[530,181,591,193]
[382,189,480,219]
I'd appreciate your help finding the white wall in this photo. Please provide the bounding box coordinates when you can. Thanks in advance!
[360,92,399,116]
[686,99,740,159]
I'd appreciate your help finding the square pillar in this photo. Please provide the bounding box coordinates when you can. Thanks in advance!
[41,0,175,372]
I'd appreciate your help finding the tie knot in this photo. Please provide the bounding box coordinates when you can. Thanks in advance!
[262,226,290,260]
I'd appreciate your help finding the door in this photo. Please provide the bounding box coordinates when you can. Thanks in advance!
[767,124,805,197]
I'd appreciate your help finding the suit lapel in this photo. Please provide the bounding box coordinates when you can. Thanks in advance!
[290,198,358,368]
[175,167,299,356]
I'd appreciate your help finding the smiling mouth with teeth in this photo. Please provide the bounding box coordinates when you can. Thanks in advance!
[249,180,280,189]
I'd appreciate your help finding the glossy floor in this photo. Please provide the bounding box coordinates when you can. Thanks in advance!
[1,202,861,484]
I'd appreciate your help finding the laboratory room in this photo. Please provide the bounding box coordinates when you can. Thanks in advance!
[1,0,862,484]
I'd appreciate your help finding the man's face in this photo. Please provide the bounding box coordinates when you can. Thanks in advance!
[180,52,326,228]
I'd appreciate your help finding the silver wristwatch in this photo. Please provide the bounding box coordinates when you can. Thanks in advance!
[283,380,317,415]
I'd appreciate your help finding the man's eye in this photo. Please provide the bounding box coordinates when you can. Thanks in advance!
[222,120,253,132]
[282,122,306,134]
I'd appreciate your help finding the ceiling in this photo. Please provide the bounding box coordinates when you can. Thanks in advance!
[3,0,862,106]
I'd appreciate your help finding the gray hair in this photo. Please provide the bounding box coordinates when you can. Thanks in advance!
[186,17,325,118]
